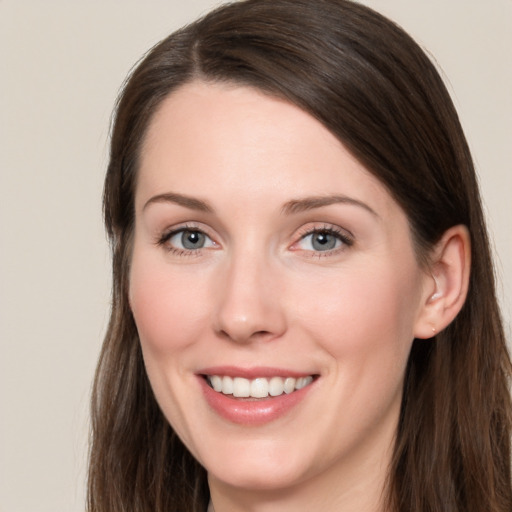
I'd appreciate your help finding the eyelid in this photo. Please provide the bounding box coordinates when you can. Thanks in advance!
[154,221,353,257]
[156,222,219,254]
[290,223,354,255]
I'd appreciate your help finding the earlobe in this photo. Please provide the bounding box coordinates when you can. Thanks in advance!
[414,225,471,339]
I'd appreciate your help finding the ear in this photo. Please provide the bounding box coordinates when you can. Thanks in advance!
[414,225,471,339]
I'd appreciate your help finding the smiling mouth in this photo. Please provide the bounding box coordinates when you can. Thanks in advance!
[205,375,315,399]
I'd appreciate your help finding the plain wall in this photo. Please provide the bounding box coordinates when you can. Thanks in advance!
[1,1,510,511]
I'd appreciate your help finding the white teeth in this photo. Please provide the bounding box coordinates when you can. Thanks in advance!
[210,375,222,392]
[222,376,233,394]
[207,375,314,398]
[250,378,269,398]
[268,376,284,396]
[296,376,313,390]
[233,377,250,397]
[284,377,296,394]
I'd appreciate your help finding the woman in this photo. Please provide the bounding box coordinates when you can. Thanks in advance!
[88,1,512,510]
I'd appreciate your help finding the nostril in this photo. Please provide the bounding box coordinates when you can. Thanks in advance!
[216,328,275,344]
[254,330,271,337]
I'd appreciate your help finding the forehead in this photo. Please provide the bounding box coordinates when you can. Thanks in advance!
[137,81,395,219]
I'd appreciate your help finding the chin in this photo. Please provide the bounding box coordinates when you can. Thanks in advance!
[203,443,311,492]
[209,467,306,494]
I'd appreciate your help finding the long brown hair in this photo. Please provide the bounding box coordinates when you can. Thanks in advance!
[88,1,512,510]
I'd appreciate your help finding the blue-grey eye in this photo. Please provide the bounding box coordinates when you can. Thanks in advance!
[297,230,345,252]
[311,231,338,251]
[168,229,215,250]
[182,230,205,249]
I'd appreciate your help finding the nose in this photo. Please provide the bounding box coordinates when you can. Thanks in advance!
[213,249,287,344]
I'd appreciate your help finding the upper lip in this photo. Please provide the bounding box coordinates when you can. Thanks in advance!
[197,366,317,379]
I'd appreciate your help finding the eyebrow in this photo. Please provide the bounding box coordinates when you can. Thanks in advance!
[143,192,213,213]
[142,191,378,218]
[282,195,379,217]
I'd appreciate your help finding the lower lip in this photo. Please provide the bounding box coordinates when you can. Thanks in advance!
[198,376,315,426]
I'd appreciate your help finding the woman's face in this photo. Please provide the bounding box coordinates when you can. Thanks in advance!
[130,82,431,499]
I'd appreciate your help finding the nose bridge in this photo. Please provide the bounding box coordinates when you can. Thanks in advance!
[213,242,285,343]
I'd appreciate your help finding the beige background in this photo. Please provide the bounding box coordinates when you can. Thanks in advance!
[1,1,510,511]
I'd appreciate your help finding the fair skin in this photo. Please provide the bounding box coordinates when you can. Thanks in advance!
[129,81,470,512]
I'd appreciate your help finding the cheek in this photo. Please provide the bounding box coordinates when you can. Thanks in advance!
[129,251,210,356]
[292,262,422,362]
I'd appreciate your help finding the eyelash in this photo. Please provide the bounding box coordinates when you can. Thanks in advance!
[156,223,214,257]
[293,224,354,257]
[156,223,354,258]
